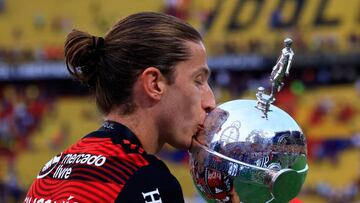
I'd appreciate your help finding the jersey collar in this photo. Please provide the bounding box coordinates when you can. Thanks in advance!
[86,120,143,147]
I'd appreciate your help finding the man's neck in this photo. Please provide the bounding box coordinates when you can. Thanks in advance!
[105,110,164,154]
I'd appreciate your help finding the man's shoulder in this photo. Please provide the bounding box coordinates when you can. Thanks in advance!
[115,154,184,203]
[137,154,175,180]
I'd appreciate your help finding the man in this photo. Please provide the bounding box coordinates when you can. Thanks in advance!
[24,12,239,202]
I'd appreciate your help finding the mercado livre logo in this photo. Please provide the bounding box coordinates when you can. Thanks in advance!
[37,153,107,179]
[37,153,63,179]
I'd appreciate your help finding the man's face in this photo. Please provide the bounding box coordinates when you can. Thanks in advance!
[159,41,215,150]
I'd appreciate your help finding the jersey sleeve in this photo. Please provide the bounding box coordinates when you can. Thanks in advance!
[115,160,185,203]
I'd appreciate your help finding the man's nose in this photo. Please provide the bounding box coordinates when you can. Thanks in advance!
[202,84,216,113]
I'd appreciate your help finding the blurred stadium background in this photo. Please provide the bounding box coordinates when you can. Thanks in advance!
[0,0,359,202]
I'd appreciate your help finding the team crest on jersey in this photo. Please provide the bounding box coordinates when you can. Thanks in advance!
[37,153,62,179]
[142,188,162,203]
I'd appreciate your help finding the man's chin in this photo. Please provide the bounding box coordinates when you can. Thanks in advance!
[189,127,207,151]
[189,137,197,152]
[189,136,205,153]
[167,139,192,151]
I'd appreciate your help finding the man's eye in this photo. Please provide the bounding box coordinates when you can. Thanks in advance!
[195,79,203,85]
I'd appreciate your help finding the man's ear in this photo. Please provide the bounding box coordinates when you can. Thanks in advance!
[141,67,167,100]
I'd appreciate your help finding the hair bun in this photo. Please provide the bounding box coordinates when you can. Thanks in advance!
[64,29,105,87]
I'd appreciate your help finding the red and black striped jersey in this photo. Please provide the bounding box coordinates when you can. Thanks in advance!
[24,121,184,203]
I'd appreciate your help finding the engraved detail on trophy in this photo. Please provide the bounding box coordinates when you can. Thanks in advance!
[256,38,294,118]
[220,121,241,143]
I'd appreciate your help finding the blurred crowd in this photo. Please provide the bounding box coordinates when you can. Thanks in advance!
[0,85,53,155]
[0,85,54,202]
[1,28,359,64]
[303,180,360,203]
[0,45,63,64]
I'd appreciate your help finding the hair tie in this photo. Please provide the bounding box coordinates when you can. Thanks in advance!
[92,36,105,52]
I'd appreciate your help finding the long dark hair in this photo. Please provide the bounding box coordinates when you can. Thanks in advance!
[64,12,202,114]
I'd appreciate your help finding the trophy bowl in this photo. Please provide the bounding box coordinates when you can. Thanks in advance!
[189,100,308,203]
[189,38,308,203]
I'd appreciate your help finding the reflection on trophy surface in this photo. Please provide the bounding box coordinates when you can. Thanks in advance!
[189,38,308,203]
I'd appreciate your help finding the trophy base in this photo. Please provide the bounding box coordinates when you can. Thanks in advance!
[271,169,302,202]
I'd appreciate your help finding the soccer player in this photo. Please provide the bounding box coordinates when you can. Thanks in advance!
[24,12,240,203]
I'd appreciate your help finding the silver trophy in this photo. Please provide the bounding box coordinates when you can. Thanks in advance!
[190,38,307,203]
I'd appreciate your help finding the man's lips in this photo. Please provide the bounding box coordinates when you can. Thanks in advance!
[197,124,204,132]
